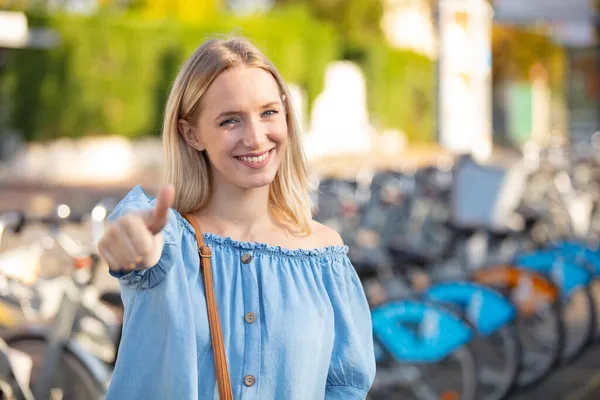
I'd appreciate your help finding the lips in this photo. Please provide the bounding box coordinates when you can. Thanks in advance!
[234,149,274,169]
[236,151,270,163]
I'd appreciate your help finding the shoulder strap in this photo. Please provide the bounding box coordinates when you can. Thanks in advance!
[183,214,233,400]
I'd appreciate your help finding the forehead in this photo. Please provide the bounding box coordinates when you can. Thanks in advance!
[201,66,281,113]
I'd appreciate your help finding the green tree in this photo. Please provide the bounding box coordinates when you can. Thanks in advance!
[492,24,565,89]
[274,0,384,60]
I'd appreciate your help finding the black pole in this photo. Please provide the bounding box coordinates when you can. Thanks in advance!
[0,47,7,126]
[596,11,600,133]
[434,1,441,144]
[565,47,573,144]
[0,47,7,159]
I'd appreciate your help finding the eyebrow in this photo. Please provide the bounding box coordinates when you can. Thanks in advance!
[215,101,282,120]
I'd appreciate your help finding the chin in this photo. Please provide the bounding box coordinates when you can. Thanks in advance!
[237,171,278,189]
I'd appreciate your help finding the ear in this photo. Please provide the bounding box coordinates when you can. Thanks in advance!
[178,119,205,152]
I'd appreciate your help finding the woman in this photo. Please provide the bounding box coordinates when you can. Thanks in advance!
[97,37,376,399]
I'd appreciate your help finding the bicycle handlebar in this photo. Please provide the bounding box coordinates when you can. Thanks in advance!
[0,210,85,232]
[0,211,25,233]
[0,199,114,258]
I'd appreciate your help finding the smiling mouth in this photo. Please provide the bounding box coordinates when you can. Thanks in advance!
[234,149,273,164]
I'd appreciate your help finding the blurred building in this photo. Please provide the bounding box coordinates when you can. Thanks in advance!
[381,0,437,58]
[495,0,599,144]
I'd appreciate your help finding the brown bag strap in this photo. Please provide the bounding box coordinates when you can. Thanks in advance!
[183,214,233,400]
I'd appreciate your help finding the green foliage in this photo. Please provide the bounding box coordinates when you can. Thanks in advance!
[275,0,384,59]
[3,2,437,142]
[364,43,435,141]
[3,5,339,140]
[174,5,340,109]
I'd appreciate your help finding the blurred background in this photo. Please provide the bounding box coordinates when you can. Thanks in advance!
[1,0,600,399]
[0,0,596,186]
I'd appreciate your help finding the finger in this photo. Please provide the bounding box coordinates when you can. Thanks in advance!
[114,225,143,266]
[121,215,154,258]
[102,224,138,269]
[98,244,122,272]
[146,184,175,235]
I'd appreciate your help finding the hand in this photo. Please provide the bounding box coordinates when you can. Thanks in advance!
[98,185,175,272]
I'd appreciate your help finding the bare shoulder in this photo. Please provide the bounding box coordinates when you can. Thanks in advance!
[310,220,344,247]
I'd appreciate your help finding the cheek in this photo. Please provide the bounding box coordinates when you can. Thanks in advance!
[211,133,237,155]
[272,120,289,146]
[203,134,235,165]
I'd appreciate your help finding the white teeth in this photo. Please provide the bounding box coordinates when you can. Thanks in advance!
[239,151,269,163]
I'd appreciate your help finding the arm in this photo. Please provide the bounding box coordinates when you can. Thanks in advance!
[102,185,180,290]
[324,254,376,399]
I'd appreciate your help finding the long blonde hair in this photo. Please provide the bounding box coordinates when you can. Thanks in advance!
[162,37,313,234]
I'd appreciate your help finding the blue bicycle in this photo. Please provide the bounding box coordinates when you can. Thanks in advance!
[356,170,521,400]
[515,249,596,363]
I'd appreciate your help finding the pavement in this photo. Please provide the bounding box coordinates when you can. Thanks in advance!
[513,344,600,400]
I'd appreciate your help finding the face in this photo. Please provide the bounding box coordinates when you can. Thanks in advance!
[181,66,288,190]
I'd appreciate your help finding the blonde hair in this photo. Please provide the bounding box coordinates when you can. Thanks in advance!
[162,37,313,234]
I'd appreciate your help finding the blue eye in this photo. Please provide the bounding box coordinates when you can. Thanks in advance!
[219,119,237,127]
[262,109,278,118]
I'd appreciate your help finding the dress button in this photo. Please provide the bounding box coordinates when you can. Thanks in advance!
[244,375,256,387]
[241,253,252,264]
[245,312,257,324]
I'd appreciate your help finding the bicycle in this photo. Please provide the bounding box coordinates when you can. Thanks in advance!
[0,206,118,399]
[317,176,479,400]
[354,169,520,400]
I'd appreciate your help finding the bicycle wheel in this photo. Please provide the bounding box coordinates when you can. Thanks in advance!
[559,285,595,363]
[423,281,520,400]
[515,251,596,363]
[370,343,478,400]
[472,266,564,389]
[542,241,600,342]
[370,300,479,400]
[591,280,600,341]
[429,316,519,400]
[513,299,563,389]
[469,324,520,400]
[5,336,105,400]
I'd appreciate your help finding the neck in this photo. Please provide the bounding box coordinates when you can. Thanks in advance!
[196,177,272,237]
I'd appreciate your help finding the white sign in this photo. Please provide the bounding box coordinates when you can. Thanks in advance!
[494,0,594,22]
[0,11,28,48]
[438,0,493,159]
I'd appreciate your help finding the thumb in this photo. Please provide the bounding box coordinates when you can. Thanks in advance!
[145,184,175,235]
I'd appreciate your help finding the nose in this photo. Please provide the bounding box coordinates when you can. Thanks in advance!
[242,117,267,149]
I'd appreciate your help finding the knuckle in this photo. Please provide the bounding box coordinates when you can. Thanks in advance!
[105,224,120,238]
[120,214,137,229]
[97,234,113,253]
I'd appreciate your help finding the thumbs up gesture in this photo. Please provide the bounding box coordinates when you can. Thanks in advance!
[98,185,175,272]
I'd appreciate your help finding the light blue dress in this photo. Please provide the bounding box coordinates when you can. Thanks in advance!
[106,186,376,400]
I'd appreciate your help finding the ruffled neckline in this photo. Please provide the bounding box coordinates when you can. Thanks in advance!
[176,211,349,258]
